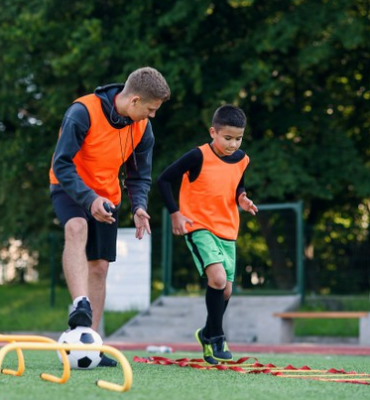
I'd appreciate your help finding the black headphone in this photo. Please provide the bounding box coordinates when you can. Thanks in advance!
[110,106,133,127]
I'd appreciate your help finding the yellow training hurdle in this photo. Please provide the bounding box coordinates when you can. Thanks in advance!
[0,334,69,380]
[0,335,133,392]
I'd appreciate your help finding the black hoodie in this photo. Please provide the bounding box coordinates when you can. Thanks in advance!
[51,83,154,214]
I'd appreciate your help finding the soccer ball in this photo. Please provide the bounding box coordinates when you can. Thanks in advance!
[57,327,103,369]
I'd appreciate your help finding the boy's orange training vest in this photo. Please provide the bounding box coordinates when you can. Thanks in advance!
[49,94,148,206]
[179,144,250,240]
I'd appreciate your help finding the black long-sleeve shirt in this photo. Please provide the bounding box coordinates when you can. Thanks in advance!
[157,145,246,214]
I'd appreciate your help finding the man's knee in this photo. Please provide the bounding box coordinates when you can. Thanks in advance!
[65,218,88,241]
[89,260,109,279]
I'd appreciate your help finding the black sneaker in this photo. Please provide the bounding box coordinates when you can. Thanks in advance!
[209,335,233,362]
[68,297,92,328]
[195,328,219,365]
[98,354,117,367]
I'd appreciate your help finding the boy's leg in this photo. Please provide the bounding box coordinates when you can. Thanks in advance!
[204,238,235,339]
[204,263,227,336]
[203,282,231,337]
[185,231,234,362]
[202,264,233,361]
[204,285,225,334]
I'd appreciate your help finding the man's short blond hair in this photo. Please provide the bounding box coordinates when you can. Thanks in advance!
[124,67,171,102]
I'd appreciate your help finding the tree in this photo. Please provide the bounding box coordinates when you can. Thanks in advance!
[1,0,369,291]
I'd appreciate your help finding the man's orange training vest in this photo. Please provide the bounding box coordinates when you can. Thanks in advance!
[49,94,148,206]
[179,144,249,240]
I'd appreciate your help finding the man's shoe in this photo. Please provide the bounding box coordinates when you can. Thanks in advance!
[195,328,219,365]
[209,335,233,361]
[68,297,92,328]
[98,354,117,367]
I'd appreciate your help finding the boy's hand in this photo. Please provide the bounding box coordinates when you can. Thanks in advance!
[238,193,258,215]
[170,211,193,235]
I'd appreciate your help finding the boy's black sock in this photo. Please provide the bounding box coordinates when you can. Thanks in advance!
[204,296,230,338]
[203,316,211,338]
[204,285,225,337]
[224,298,229,313]
[203,295,230,338]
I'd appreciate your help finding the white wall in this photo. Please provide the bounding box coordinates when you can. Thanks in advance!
[105,228,151,312]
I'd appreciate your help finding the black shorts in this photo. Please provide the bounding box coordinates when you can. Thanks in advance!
[50,186,119,262]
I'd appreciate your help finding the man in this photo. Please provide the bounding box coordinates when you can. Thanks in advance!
[50,67,170,366]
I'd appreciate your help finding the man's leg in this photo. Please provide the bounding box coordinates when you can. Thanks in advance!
[87,259,117,367]
[63,217,92,327]
[63,217,89,297]
[88,259,109,331]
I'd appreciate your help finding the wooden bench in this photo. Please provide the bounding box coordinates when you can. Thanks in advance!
[273,311,370,345]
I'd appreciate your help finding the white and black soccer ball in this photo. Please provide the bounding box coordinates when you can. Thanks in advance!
[57,327,103,369]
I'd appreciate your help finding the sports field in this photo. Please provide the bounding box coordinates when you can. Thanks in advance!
[1,350,369,400]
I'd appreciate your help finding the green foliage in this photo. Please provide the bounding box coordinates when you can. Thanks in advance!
[0,0,369,289]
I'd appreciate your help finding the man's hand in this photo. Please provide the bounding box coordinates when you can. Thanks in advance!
[238,193,258,216]
[134,208,151,239]
[170,211,193,236]
[90,197,116,223]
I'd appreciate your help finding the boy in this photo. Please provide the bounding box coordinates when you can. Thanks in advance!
[157,104,258,364]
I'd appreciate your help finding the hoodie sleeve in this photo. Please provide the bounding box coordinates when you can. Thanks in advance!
[52,102,98,210]
[123,120,154,215]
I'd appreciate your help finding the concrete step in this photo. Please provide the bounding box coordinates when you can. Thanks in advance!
[107,295,300,344]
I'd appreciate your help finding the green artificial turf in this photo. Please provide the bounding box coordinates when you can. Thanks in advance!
[1,350,369,400]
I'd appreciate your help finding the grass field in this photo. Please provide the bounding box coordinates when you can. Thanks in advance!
[1,350,369,400]
[0,283,136,336]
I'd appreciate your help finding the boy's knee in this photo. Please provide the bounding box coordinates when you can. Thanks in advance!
[208,277,227,290]
[206,264,227,289]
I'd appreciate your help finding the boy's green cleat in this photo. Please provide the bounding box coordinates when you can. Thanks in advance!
[195,328,219,365]
[209,335,233,361]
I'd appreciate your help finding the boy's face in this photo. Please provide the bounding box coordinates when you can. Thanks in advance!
[209,125,244,157]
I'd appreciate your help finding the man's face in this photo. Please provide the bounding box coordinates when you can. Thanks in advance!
[209,125,244,157]
[128,97,163,121]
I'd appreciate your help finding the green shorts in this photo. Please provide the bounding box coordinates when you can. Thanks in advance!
[185,230,236,282]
